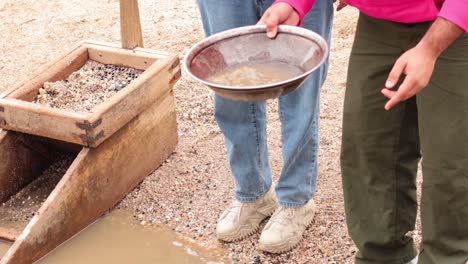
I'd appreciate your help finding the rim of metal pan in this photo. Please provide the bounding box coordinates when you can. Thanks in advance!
[182,25,329,91]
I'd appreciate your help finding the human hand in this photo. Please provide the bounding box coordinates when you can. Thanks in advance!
[336,0,347,11]
[257,3,300,39]
[381,45,438,110]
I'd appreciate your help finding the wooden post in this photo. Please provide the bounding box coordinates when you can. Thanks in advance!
[120,0,144,49]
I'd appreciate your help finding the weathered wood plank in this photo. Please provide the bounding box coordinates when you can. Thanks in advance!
[120,0,144,49]
[87,45,159,71]
[87,54,180,147]
[0,99,87,146]
[0,92,178,264]
[83,40,171,58]
[0,228,19,242]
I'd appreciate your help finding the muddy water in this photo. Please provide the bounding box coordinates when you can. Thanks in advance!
[207,61,304,86]
[21,210,224,264]
[0,242,9,258]
[0,153,226,264]
[0,213,225,264]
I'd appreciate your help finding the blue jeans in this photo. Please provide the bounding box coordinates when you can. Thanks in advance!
[197,0,333,208]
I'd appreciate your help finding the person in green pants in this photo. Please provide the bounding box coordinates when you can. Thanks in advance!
[341,14,468,263]
[261,0,468,263]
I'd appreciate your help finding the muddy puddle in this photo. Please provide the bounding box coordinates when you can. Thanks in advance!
[0,140,226,263]
[0,210,225,264]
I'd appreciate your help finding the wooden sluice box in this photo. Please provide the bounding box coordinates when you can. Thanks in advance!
[0,40,181,264]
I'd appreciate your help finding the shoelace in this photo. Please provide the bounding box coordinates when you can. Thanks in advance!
[224,201,246,221]
[270,207,297,225]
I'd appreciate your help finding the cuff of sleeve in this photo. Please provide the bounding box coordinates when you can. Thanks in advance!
[438,0,468,32]
[273,0,315,26]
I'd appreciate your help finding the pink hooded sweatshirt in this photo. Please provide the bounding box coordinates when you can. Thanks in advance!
[275,0,468,32]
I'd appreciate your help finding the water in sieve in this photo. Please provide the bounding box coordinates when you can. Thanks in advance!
[207,61,304,87]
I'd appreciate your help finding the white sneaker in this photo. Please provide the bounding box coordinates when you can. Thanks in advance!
[259,198,316,253]
[216,188,278,242]
[407,256,418,264]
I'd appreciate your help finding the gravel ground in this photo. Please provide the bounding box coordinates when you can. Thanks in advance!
[33,61,142,112]
[0,1,423,263]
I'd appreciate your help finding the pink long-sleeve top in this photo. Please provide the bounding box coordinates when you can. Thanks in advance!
[275,0,468,32]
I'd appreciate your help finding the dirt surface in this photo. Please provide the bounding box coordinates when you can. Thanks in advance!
[33,61,142,112]
[0,1,423,263]
[0,154,74,228]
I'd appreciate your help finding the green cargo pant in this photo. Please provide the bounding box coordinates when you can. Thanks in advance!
[341,13,468,264]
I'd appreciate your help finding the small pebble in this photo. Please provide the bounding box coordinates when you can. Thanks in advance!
[185,248,198,257]
[172,241,183,247]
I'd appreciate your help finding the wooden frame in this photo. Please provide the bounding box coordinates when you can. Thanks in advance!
[1,1,181,263]
[0,92,178,264]
[0,39,180,263]
[0,40,181,147]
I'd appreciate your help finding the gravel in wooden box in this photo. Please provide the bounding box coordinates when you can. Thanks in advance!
[0,41,181,147]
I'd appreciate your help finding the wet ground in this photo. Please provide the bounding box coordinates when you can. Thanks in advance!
[1,210,225,264]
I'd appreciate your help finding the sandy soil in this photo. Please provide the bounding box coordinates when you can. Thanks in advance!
[0,0,422,263]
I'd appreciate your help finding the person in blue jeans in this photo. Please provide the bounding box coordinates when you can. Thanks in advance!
[197,0,333,253]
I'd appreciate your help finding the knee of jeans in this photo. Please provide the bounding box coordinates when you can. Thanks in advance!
[213,96,241,122]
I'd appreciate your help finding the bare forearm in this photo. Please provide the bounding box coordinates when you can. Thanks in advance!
[417,17,464,58]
